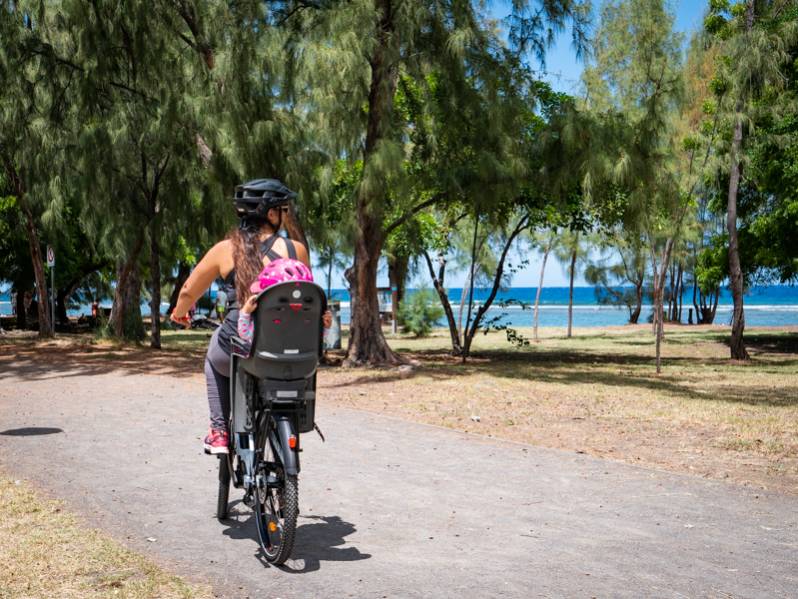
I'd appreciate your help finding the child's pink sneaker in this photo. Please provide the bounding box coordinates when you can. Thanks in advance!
[203,428,229,455]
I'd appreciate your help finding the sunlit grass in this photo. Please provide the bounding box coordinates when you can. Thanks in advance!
[0,476,211,599]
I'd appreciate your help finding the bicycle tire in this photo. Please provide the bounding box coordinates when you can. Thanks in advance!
[216,455,231,521]
[255,471,298,565]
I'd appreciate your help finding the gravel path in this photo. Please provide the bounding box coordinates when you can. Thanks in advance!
[0,355,796,598]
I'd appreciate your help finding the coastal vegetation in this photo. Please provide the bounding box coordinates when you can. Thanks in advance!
[1,0,797,369]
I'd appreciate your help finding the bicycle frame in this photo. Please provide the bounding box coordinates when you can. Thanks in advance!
[227,360,305,491]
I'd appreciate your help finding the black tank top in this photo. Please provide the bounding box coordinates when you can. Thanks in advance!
[217,235,298,354]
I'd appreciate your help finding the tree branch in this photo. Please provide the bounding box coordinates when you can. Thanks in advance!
[384,192,447,235]
[464,214,531,344]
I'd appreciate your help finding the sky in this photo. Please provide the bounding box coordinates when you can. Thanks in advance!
[318,0,711,291]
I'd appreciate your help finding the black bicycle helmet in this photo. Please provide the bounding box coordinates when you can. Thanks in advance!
[233,178,297,219]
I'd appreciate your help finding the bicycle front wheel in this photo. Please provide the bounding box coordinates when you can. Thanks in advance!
[254,435,298,566]
[255,473,298,564]
[216,455,231,521]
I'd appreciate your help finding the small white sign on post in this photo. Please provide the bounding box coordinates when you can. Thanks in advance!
[46,245,55,334]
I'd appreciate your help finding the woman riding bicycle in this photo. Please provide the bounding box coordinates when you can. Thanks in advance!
[171,178,325,454]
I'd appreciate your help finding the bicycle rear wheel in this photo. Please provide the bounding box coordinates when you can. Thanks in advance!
[216,455,231,520]
[254,439,298,564]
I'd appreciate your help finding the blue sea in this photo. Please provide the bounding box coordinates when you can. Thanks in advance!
[2,285,797,328]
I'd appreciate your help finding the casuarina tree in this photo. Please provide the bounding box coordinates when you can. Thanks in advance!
[291,0,588,366]
[704,0,797,359]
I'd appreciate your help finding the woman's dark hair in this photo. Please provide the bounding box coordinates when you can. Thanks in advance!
[227,205,311,304]
[281,203,309,249]
[227,220,273,304]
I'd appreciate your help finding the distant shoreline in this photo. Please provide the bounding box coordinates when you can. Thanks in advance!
[2,284,797,327]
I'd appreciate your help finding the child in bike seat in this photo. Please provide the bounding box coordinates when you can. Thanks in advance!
[237,257,329,347]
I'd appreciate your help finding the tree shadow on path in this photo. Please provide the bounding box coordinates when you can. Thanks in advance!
[0,341,207,381]
[0,427,64,436]
[325,343,798,408]
[220,507,370,573]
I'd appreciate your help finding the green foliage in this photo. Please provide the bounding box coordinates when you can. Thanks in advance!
[696,237,728,291]
[699,0,798,286]
[0,194,33,293]
[398,289,444,338]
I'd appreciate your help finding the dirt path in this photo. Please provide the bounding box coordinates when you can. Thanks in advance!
[1,350,796,598]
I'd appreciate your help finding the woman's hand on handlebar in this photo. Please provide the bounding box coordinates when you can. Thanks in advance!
[170,311,191,329]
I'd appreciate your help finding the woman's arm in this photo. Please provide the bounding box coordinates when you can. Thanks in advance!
[171,241,230,323]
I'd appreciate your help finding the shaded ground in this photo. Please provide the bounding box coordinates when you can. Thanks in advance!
[3,325,796,494]
[0,355,796,598]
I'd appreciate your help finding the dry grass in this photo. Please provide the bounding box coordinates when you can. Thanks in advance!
[0,475,212,599]
[318,324,798,493]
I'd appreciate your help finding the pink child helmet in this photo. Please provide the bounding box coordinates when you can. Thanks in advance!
[249,258,314,294]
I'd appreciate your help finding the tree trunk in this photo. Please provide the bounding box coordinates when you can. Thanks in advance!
[19,198,52,338]
[653,239,674,374]
[167,261,191,315]
[567,237,577,338]
[423,250,462,355]
[2,159,43,333]
[389,254,409,306]
[149,218,162,349]
[14,287,27,329]
[666,263,675,321]
[457,267,472,340]
[698,287,718,325]
[109,234,145,341]
[326,257,333,298]
[727,112,750,359]
[724,1,754,359]
[630,280,643,324]
[654,279,664,372]
[56,263,105,325]
[56,281,79,326]
[345,0,401,366]
[676,264,684,323]
[462,216,530,356]
[463,217,481,352]
[346,226,402,366]
[692,269,700,325]
[533,234,553,342]
[463,215,529,362]
[388,253,409,331]
[56,287,69,325]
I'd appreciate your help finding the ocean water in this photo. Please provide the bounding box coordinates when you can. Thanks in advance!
[2,285,797,328]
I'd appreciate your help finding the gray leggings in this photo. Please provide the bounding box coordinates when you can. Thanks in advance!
[205,327,231,430]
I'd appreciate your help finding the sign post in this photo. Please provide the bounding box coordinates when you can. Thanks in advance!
[47,246,55,334]
[391,286,398,334]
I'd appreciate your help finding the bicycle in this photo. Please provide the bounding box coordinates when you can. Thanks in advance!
[216,280,326,564]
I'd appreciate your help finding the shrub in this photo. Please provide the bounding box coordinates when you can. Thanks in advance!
[398,289,443,337]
